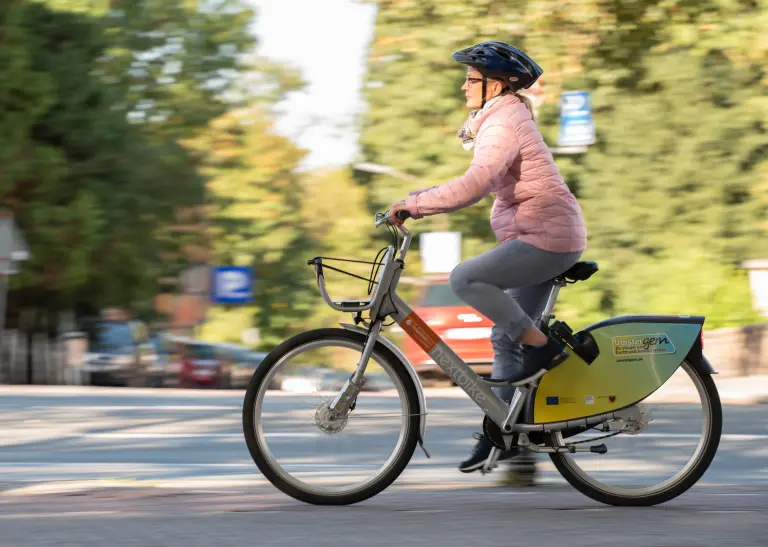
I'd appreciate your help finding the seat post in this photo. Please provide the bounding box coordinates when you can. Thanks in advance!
[537,279,566,329]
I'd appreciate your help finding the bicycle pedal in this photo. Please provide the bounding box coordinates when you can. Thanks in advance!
[480,463,497,475]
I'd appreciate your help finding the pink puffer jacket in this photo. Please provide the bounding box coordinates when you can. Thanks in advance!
[403,94,587,253]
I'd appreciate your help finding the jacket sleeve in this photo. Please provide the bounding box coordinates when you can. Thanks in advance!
[404,124,519,219]
[408,186,438,197]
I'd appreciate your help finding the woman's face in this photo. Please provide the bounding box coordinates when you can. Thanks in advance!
[460,67,503,109]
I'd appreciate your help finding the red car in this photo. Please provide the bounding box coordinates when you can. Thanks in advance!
[399,276,494,382]
[178,341,231,389]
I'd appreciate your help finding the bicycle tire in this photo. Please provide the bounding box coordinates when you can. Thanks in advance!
[242,328,422,505]
[549,359,722,506]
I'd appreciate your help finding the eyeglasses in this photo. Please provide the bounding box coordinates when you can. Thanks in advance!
[465,76,507,86]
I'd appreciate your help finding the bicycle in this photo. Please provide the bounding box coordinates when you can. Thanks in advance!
[242,210,722,507]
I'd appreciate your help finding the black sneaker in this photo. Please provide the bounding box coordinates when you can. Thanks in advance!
[503,337,569,384]
[458,433,520,473]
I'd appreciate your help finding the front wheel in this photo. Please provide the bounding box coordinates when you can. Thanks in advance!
[242,328,422,505]
[549,359,722,506]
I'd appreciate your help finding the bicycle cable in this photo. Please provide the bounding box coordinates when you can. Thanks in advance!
[367,218,400,295]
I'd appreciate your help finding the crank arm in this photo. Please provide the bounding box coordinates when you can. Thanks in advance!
[480,447,502,474]
[523,443,608,454]
[518,433,608,455]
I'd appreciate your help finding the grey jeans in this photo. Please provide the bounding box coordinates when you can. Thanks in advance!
[449,240,582,402]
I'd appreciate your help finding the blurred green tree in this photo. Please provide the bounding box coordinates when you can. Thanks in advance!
[552,0,768,329]
[359,0,767,329]
[183,104,318,349]
[0,0,260,332]
[0,1,198,325]
[298,167,424,331]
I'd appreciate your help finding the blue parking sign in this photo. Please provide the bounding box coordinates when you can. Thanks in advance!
[211,266,253,304]
[558,91,596,147]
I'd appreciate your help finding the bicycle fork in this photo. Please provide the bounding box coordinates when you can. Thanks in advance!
[328,321,383,415]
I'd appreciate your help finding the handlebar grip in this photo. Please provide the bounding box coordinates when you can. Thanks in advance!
[396,210,411,221]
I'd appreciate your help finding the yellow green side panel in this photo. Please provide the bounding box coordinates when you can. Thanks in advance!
[533,321,701,423]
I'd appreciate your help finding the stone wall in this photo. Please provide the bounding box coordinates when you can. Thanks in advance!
[702,323,768,377]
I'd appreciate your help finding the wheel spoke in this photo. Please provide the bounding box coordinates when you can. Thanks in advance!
[241,330,420,505]
[548,360,722,505]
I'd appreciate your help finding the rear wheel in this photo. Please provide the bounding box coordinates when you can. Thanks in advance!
[549,360,722,506]
[242,328,421,505]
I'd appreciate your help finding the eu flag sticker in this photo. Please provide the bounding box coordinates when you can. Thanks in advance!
[546,396,559,406]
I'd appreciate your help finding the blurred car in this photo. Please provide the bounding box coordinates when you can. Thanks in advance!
[80,318,157,387]
[316,369,350,392]
[399,275,494,380]
[271,364,319,392]
[277,368,346,393]
[277,368,392,393]
[147,332,182,387]
[315,369,393,392]
[223,345,268,388]
[178,341,230,389]
[359,371,393,392]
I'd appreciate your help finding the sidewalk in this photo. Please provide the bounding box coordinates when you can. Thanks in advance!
[686,374,767,404]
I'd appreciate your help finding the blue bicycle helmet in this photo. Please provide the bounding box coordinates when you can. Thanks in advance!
[453,41,543,107]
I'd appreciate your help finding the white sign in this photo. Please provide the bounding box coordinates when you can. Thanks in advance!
[218,271,247,296]
[420,232,462,274]
[558,91,596,147]
[743,259,768,317]
[0,212,30,275]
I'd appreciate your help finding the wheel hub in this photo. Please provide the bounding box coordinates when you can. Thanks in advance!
[315,400,349,434]
[610,403,651,435]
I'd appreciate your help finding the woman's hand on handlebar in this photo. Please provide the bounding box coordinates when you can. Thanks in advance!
[388,201,411,226]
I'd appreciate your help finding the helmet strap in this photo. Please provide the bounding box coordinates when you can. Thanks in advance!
[481,76,487,108]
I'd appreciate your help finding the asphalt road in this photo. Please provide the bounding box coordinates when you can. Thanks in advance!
[0,386,766,547]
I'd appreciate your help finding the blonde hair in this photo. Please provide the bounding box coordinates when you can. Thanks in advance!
[513,91,535,121]
[486,74,536,121]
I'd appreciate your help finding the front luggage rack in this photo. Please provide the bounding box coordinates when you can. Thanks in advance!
[307,246,389,296]
[306,246,393,313]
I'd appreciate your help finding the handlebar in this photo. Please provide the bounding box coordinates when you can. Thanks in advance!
[374,209,411,228]
[375,211,412,258]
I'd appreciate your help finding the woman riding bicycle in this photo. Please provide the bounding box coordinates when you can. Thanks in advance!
[388,41,588,473]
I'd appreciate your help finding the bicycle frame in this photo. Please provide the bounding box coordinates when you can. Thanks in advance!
[390,292,522,431]
[311,214,652,453]
[311,215,534,434]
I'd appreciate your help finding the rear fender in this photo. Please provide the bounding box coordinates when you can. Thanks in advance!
[684,330,717,375]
